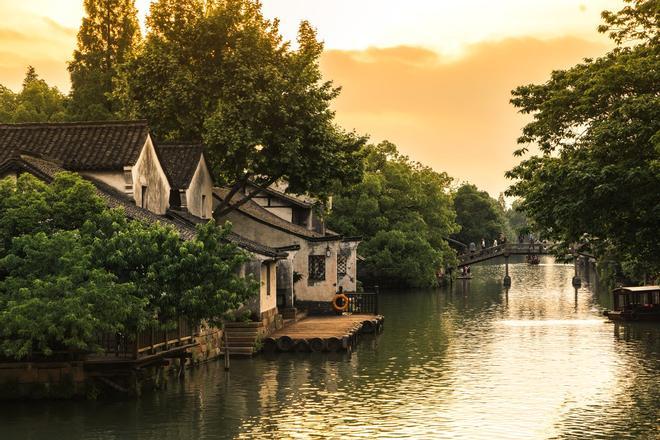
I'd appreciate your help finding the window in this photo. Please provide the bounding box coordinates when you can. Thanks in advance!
[265,263,271,296]
[337,254,348,276]
[308,255,326,281]
[292,208,308,227]
[201,194,207,218]
[141,185,148,209]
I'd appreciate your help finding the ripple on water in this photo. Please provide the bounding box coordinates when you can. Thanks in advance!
[0,260,658,440]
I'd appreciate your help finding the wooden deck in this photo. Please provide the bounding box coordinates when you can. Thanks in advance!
[263,314,384,353]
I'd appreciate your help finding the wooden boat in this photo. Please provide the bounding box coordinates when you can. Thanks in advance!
[604,286,660,322]
[456,275,472,280]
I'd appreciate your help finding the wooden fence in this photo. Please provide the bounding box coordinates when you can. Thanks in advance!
[346,287,379,315]
[97,317,194,359]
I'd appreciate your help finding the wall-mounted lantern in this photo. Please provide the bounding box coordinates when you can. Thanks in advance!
[325,245,331,258]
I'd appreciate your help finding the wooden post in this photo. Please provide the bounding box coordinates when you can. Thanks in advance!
[223,328,230,371]
[503,255,511,287]
[133,332,139,359]
[178,355,186,379]
[572,253,581,287]
[374,285,380,316]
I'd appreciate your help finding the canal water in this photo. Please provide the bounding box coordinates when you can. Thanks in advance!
[2,257,659,439]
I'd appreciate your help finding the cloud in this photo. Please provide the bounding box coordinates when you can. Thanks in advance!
[0,14,76,91]
[41,17,77,36]
[0,28,34,42]
[321,37,610,196]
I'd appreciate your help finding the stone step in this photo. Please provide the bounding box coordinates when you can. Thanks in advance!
[225,327,260,334]
[227,336,257,343]
[227,338,257,347]
[225,322,260,327]
[223,347,254,355]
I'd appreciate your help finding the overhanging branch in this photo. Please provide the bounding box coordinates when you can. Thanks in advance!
[215,176,279,217]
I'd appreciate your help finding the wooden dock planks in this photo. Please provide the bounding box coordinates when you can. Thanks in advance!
[263,314,384,353]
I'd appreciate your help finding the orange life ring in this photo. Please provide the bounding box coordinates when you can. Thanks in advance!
[332,293,349,313]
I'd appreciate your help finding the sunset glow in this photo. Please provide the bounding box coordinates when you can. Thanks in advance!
[0,0,621,196]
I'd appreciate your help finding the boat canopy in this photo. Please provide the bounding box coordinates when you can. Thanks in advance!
[612,286,660,311]
[613,286,660,294]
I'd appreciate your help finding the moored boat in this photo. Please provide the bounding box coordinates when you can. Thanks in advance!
[603,286,660,322]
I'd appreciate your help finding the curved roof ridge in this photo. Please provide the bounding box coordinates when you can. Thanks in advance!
[213,186,340,241]
[0,121,150,171]
[0,120,148,128]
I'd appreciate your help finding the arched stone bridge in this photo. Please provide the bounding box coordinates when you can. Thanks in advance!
[458,242,549,267]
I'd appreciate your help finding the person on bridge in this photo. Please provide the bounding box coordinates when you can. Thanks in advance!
[493,239,498,247]
[481,238,486,249]
[469,242,476,253]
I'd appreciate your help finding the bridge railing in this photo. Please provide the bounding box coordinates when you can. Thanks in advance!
[458,242,550,265]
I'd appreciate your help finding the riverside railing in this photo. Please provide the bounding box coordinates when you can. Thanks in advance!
[346,286,379,315]
[97,317,194,359]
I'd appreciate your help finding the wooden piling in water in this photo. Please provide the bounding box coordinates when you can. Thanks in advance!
[223,328,230,371]
[308,338,326,352]
[276,335,294,352]
[262,337,277,353]
[294,339,310,352]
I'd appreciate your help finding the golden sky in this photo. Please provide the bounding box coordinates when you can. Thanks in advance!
[0,0,620,196]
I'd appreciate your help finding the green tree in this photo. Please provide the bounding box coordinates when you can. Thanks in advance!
[0,67,68,123]
[452,184,507,247]
[505,199,532,238]
[506,0,659,281]
[0,230,145,359]
[328,141,458,287]
[0,173,255,359]
[68,0,141,120]
[116,0,365,215]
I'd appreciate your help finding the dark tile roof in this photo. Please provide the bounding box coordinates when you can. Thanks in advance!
[213,187,340,242]
[155,143,204,189]
[0,121,150,171]
[85,176,199,241]
[2,154,197,240]
[4,155,285,258]
[247,181,315,208]
[3,155,289,260]
[0,152,64,181]
[167,209,287,258]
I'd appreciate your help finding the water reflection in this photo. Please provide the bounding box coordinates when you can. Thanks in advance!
[1,257,658,439]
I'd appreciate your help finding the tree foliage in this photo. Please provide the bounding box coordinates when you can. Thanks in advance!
[452,184,508,246]
[116,0,365,214]
[506,0,660,281]
[0,67,68,123]
[504,199,532,237]
[328,141,458,287]
[68,0,141,120]
[0,173,255,359]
